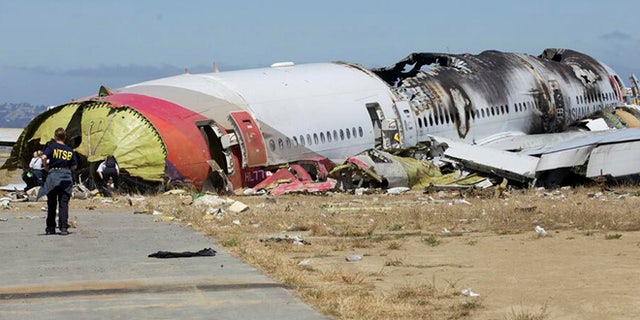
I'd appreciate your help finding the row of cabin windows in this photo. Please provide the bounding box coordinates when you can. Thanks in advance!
[415,91,617,130]
[416,101,535,129]
[576,91,616,105]
[267,126,365,152]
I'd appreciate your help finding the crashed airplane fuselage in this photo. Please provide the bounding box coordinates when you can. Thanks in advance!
[3,48,629,191]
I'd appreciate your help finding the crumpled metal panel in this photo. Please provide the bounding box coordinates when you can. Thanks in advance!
[30,104,80,145]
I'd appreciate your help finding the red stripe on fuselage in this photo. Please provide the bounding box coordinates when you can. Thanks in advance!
[102,93,210,189]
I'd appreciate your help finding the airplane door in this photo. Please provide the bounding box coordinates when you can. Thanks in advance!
[393,100,418,147]
[549,80,565,131]
[228,111,267,168]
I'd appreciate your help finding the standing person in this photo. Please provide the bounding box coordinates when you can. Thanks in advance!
[29,151,44,186]
[37,128,77,235]
[96,155,119,193]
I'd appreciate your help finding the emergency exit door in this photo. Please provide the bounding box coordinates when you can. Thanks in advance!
[228,111,267,167]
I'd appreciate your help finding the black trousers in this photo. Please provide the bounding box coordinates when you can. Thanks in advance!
[46,185,71,230]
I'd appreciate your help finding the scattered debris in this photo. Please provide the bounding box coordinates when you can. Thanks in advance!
[193,195,229,208]
[0,197,11,209]
[154,216,176,222]
[298,259,311,267]
[260,235,311,246]
[535,225,548,237]
[163,189,187,195]
[461,288,480,297]
[228,200,249,213]
[386,187,410,194]
[345,254,363,262]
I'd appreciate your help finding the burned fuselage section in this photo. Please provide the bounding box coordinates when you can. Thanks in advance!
[372,49,623,141]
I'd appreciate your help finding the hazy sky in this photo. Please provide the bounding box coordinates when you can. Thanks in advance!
[1,0,639,105]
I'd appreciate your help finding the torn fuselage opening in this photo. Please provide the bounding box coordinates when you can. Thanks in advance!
[4,101,168,193]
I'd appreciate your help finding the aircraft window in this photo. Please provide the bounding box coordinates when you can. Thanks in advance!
[320,132,325,143]
[278,138,284,150]
[313,133,319,144]
[444,111,450,124]
[499,105,504,114]
[333,130,338,141]
[327,131,332,142]
[351,127,356,138]
[490,107,495,116]
[358,126,363,137]
[286,138,292,149]
[340,129,345,140]
[429,114,434,126]
[269,139,276,151]
[299,135,305,146]
[418,117,423,128]
[423,116,428,126]
[306,134,312,145]
[576,96,579,104]
[293,136,298,146]
[505,105,509,114]
[481,109,485,118]
[346,128,351,139]
[439,113,444,125]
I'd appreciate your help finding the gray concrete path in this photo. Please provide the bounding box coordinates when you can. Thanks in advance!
[0,209,328,320]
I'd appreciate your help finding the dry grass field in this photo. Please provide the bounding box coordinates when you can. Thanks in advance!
[3,167,640,319]
[145,185,640,319]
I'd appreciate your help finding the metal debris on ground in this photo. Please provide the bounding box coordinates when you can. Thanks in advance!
[228,200,249,213]
[345,254,363,262]
[260,235,311,246]
[461,289,480,297]
[0,197,11,209]
[535,225,548,237]
[153,216,177,222]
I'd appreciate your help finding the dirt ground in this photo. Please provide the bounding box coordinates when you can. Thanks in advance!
[3,185,640,319]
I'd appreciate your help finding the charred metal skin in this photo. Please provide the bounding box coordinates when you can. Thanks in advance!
[372,49,622,139]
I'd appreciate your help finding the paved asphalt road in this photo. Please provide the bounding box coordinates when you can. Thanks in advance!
[0,209,328,320]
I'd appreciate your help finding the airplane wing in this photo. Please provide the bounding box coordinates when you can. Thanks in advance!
[431,127,640,186]
[0,128,23,147]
